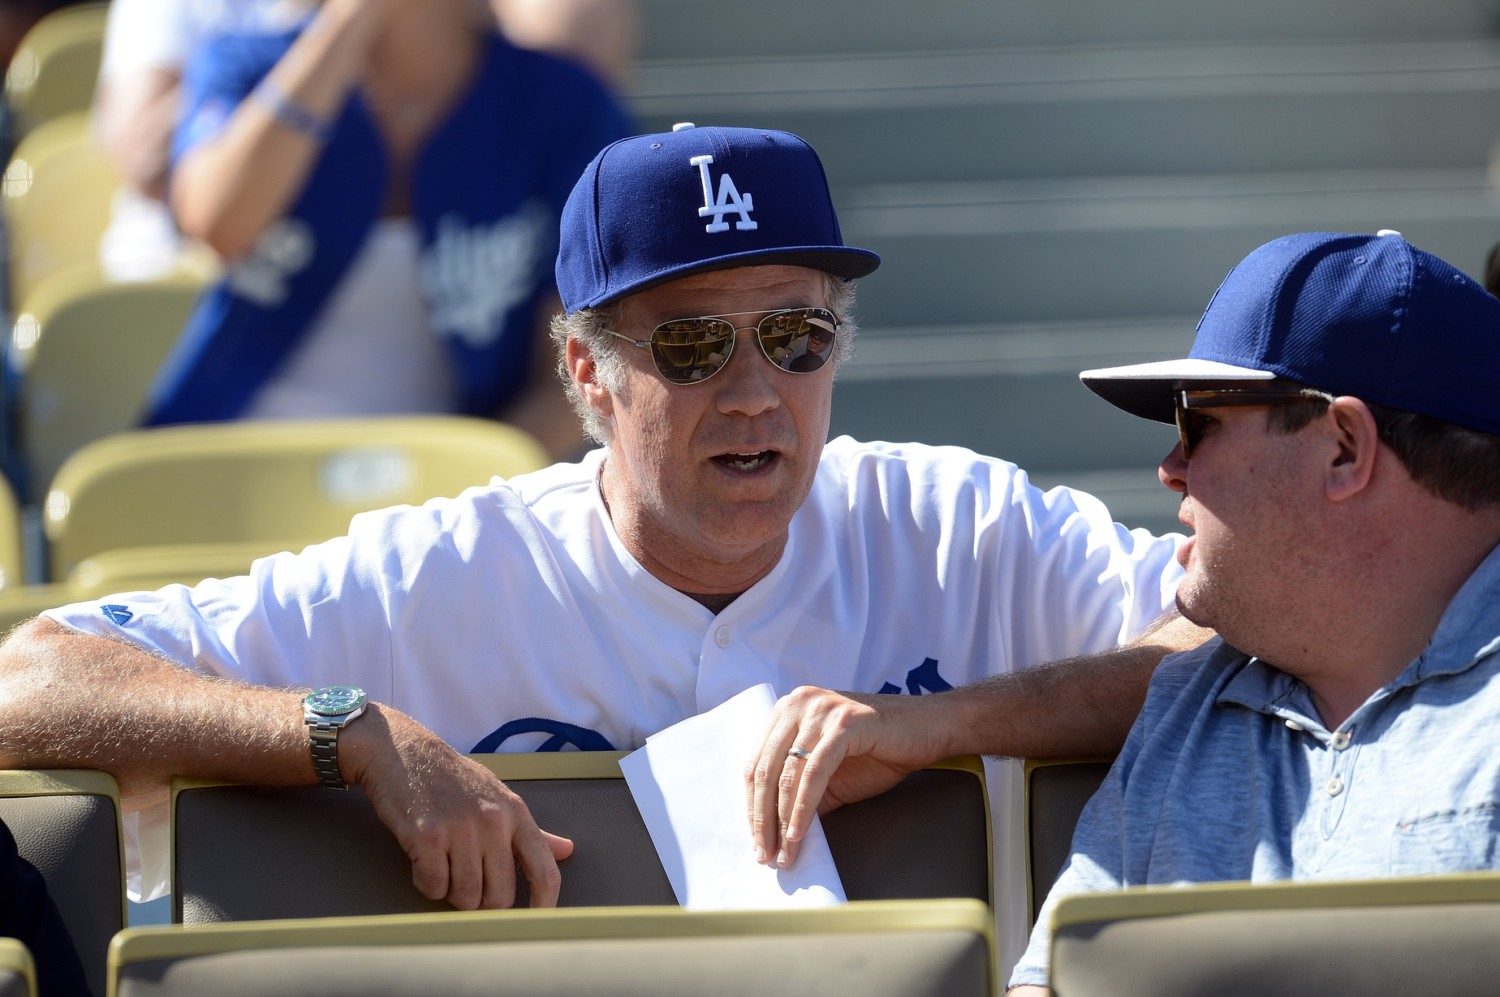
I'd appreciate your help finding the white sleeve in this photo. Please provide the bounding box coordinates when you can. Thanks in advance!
[99,0,198,81]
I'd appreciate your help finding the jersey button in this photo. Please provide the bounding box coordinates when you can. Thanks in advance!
[715,625,732,648]
[1326,777,1345,797]
[1331,730,1352,750]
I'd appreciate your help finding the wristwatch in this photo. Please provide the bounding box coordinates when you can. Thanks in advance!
[302,685,368,790]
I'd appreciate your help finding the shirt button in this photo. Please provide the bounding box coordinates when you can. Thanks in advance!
[715,625,732,648]
[1326,777,1345,797]
[1331,731,1352,750]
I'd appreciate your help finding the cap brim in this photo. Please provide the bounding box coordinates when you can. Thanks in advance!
[588,247,881,309]
[1079,358,1276,423]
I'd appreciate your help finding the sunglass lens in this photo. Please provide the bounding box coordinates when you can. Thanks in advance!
[650,319,735,383]
[758,308,836,374]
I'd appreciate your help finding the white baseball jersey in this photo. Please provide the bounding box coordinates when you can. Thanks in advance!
[47,436,1184,910]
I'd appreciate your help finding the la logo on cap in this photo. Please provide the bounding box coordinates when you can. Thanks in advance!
[691,154,757,233]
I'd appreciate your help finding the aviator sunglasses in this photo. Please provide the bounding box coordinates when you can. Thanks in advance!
[1174,385,1336,458]
[604,307,839,384]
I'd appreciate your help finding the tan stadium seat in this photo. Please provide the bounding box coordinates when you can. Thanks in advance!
[1049,872,1500,996]
[111,899,995,997]
[0,939,34,997]
[0,769,125,997]
[43,415,550,581]
[1,114,121,309]
[171,752,990,923]
[6,264,205,503]
[0,475,24,590]
[1023,756,1112,926]
[1,4,107,138]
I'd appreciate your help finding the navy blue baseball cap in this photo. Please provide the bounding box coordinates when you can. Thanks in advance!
[556,123,880,312]
[1080,230,1500,435]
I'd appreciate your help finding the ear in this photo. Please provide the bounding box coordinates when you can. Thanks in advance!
[1324,397,1380,503]
[566,337,613,422]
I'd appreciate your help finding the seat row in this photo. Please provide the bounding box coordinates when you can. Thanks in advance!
[4,755,994,997]
[12,757,1500,995]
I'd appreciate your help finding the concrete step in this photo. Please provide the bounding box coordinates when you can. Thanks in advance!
[639,0,1500,58]
[835,168,1500,324]
[629,39,1500,182]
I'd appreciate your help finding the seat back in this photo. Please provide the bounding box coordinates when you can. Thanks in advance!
[43,416,549,580]
[6,264,204,503]
[2,4,107,138]
[1050,873,1500,997]
[0,769,124,997]
[112,899,994,997]
[1,114,121,309]
[1024,757,1112,925]
[171,753,990,923]
[0,475,24,590]
[0,939,34,997]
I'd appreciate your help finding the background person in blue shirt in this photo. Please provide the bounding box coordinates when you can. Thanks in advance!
[1006,230,1500,993]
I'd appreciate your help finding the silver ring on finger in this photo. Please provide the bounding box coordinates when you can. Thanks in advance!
[788,746,812,759]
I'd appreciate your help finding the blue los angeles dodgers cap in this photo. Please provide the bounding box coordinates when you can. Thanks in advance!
[1080,230,1500,435]
[556,123,880,312]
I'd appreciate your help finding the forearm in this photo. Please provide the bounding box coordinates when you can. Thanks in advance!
[0,618,313,799]
[171,0,390,257]
[932,610,1210,760]
[94,69,180,199]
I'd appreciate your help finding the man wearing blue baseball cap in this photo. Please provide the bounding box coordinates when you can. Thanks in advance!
[0,124,1196,928]
[1004,229,1500,993]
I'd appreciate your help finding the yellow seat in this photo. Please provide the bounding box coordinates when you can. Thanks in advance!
[0,939,35,997]
[111,899,995,997]
[171,753,990,923]
[44,416,550,580]
[0,474,25,590]
[1,112,122,308]
[1050,873,1500,996]
[2,3,108,138]
[0,769,125,997]
[6,264,205,502]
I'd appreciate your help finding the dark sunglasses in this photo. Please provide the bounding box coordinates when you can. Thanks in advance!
[1174,386,1335,458]
[604,307,838,385]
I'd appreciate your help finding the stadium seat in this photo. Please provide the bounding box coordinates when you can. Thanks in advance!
[111,898,995,997]
[1,4,107,138]
[1023,757,1112,926]
[0,939,34,997]
[42,415,550,581]
[1048,872,1500,997]
[0,768,125,997]
[5,264,205,503]
[1,113,121,309]
[171,753,990,923]
[0,475,24,590]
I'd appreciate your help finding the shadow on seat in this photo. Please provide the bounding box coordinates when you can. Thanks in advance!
[1024,756,1113,927]
[0,769,124,997]
[113,899,995,997]
[172,753,989,923]
[1049,872,1500,997]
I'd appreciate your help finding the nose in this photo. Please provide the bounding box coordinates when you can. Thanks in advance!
[714,331,781,417]
[1158,442,1188,494]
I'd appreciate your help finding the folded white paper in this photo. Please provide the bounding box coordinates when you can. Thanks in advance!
[620,683,846,910]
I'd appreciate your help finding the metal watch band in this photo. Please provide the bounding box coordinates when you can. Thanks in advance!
[306,720,348,790]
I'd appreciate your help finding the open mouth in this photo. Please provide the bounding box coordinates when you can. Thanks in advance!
[713,450,777,472]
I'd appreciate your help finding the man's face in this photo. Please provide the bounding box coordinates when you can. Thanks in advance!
[1159,403,1324,653]
[586,265,835,582]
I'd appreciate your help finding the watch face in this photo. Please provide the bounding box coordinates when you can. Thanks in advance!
[304,685,368,717]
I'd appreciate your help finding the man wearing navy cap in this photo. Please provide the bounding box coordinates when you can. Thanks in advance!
[1004,229,1500,993]
[0,125,1194,931]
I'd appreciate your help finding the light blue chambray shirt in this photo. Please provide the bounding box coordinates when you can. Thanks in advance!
[1011,541,1500,989]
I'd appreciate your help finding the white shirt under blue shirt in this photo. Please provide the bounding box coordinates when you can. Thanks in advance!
[1011,540,1500,989]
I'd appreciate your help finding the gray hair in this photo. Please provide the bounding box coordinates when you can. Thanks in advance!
[549,272,859,445]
